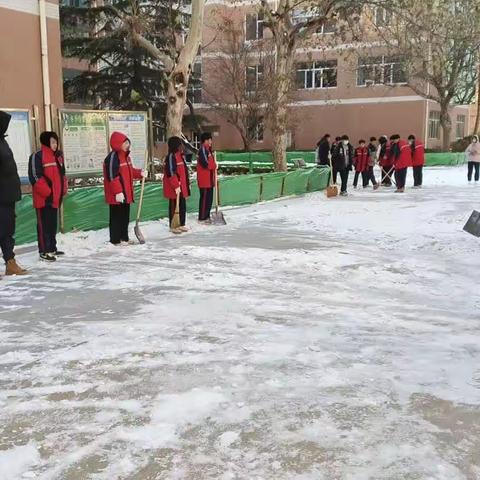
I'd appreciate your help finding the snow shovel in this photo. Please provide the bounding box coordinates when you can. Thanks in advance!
[463,210,480,237]
[171,192,182,231]
[134,152,148,244]
[326,153,338,198]
[211,153,226,225]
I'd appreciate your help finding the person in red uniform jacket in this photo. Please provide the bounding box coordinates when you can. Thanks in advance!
[408,134,425,188]
[353,140,370,188]
[378,135,393,186]
[163,136,190,234]
[104,131,146,245]
[390,134,412,193]
[197,132,217,223]
[28,132,68,262]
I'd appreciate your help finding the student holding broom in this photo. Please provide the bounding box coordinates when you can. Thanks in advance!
[103,131,147,245]
[163,136,190,234]
[197,132,217,224]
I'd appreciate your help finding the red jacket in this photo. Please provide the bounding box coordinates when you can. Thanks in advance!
[354,147,370,173]
[379,142,392,167]
[197,143,217,188]
[392,139,412,170]
[103,132,142,205]
[411,141,425,167]
[163,151,190,200]
[28,145,68,209]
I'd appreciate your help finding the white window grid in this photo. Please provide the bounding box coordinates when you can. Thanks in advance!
[456,115,466,139]
[357,55,406,86]
[245,13,264,41]
[429,111,441,140]
[246,65,264,93]
[297,61,337,89]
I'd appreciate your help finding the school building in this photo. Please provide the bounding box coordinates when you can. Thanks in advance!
[0,0,63,131]
[192,0,471,151]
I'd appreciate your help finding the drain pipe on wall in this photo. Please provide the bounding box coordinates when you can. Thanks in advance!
[39,0,52,130]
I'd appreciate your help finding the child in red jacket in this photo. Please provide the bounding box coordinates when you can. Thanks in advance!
[353,140,369,188]
[197,132,217,224]
[28,131,68,262]
[408,134,425,188]
[104,132,146,245]
[163,136,190,234]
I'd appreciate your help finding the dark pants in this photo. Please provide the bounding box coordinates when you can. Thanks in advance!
[0,203,16,263]
[334,168,349,193]
[198,188,214,221]
[381,165,394,185]
[36,206,58,254]
[109,204,130,244]
[395,168,408,189]
[468,162,480,181]
[353,171,361,188]
[169,196,186,227]
[413,166,423,186]
[364,166,378,187]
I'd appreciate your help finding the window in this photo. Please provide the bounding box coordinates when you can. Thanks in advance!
[296,61,337,89]
[191,132,201,150]
[429,111,441,139]
[246,65,264,93]
[374,7,392,26]
[456,115,466,139]
[188,61,202,104]
[248,117,264,142]
[246,12,264,41]
[61,0,87,5]
[292,10,336,34]
[357,55,406,86]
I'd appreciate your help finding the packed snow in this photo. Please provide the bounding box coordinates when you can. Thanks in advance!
[0,166,479,480]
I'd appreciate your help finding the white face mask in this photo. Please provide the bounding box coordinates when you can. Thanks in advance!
[343,140,349,146]
[473,138,478,143]
[409,140,414,145]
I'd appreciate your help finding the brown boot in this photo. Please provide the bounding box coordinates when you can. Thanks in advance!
[5,258,28,276]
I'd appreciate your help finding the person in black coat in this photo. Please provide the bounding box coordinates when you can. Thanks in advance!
[316,134,331,166]
[332,134,354,196]
[0,111,27,276]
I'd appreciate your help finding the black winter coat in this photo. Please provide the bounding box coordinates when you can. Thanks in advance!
[332,142,354,170]
[317,139,331,166]
[0,111,22,205]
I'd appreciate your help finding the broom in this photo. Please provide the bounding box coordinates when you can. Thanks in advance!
[326,152,338,198]
[134,151,149,244]
[211,153,226,225]
[171,191,182,232]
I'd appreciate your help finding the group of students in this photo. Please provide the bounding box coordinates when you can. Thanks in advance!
[0,108,219,277]
[316,134,425,196]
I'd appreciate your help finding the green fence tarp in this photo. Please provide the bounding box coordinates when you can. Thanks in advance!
[219,174,262,206]
[425,152,465,166]
[260,172,286,201]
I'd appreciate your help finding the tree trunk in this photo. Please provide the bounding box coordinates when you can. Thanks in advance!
[166,0,205,138]
[474,74,480,135]
[440,105,452,151]
[270,37,293,172]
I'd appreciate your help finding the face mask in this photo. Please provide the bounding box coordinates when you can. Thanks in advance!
[409,140,414,145]
[343,140,349,146]
[473,138,478,143]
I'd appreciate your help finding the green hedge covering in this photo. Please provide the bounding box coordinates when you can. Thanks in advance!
[14,167,330,246]
[215,151,465,173]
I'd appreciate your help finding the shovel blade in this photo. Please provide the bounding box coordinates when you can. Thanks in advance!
[134,222,146,244]
[463,210,480,237]
[211,211,227,225]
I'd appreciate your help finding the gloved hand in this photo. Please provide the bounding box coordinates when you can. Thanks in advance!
[141,170,148,178]
[115,192,125,203]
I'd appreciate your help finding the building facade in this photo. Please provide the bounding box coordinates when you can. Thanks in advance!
[192,0,470,151]
[0,0,64,131]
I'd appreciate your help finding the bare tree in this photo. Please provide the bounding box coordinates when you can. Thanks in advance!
[120,0,206,138]
[261,0,364,171]
[371,0,480,149]
[202,13,273,151]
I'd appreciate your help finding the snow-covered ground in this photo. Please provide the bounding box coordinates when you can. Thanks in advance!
[1,166,479,480]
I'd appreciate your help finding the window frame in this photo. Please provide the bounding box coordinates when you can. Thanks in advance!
[428,111,441,140]
[357,55,407,87]
[296,60,338,90]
